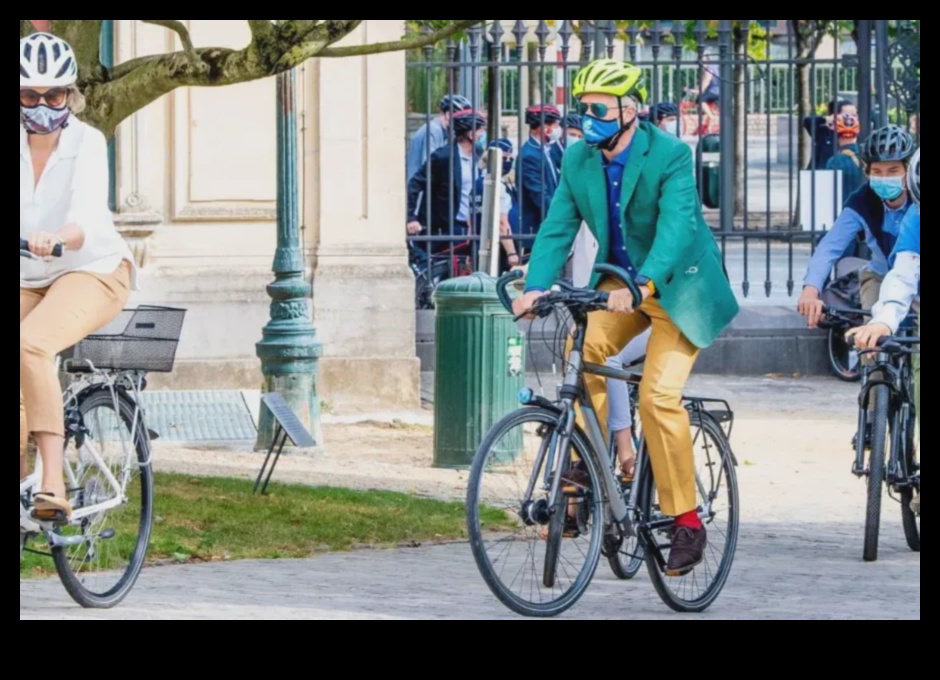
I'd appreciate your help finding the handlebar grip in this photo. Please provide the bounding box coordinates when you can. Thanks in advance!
[593,264,643,309]
[496,269,525,314]
[19,238,62,257]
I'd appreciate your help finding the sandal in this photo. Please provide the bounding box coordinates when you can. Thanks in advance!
[31,492,73,524]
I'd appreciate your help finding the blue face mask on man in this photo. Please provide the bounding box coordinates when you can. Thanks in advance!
[870,175,905,201]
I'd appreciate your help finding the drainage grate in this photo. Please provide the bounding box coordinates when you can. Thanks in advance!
[137,390,258,443]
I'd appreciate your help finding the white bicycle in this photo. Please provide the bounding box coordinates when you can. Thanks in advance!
[20,240,185,608]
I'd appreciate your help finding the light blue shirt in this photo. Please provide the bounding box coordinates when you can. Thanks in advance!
[803,192,911,291]
[406,117,447,181]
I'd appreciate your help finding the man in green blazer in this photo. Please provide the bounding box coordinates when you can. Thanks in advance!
[513,59,739,575]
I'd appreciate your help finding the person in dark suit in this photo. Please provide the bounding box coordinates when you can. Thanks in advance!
[407,109,488,257]
[517,104,563,244]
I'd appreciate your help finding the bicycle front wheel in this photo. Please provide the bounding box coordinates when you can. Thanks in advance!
[466,407,604,618]
[53,388,154,609]
[640,414,739,613]
[828,327,861,382]
[864,385,890,562]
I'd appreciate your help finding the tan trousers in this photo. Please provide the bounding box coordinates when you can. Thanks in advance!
[20,262,130,455]
[570,278,700,517]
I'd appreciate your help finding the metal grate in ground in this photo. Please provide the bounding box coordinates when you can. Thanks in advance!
[137,390,257,443]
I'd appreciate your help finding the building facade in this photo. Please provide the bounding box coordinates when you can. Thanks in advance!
[112,20,419,410]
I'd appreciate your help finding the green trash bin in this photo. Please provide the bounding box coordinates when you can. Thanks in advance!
[432,272,526,469]
[697,133,720,209]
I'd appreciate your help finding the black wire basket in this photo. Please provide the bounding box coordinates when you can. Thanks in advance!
[61,306,187,374]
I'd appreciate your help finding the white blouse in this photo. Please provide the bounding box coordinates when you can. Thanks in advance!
[20,119,138,290]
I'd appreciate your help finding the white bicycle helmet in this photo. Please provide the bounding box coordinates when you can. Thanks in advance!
[20,32,78,88]
[907,147,920,205]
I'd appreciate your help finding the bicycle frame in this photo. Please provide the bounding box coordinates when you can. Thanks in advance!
[540,308,736,541]
[853,342,918,490]
[20,361,151,546]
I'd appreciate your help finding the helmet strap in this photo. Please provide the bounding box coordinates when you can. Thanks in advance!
[600,96,636,151]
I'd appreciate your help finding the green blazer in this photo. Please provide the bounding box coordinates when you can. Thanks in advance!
[525,122,739,349]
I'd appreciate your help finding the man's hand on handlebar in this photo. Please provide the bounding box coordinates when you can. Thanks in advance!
[512,290,548,320]
[846,322,892,350]
[797,286,825,328]
[607,286,649,314]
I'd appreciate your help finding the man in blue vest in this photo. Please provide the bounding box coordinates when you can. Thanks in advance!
[798,124,917,326]
[797,124,917,447]
[848,148,920,516]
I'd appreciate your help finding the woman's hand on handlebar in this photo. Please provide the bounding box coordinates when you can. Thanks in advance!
[512,290,548,320]
[846,322,892,350]
[27,231,63,258]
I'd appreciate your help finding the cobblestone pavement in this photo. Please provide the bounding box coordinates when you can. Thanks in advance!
[21,376,920,620]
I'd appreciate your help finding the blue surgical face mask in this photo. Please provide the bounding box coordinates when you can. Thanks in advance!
[566,134,583,147]
[474,132,488,155]
[869,175,905,201]
[21,104,70,135]
[582,115,622,147]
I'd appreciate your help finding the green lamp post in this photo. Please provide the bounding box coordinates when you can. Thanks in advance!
[255,67,323,451]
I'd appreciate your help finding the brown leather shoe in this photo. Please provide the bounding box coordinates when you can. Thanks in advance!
[665,526,707,576]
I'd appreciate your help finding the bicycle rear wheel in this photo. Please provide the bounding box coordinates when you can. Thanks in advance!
[466,407,604,618]
[53,388,154,609]
[640,414,739,613]
[864,385,890,562]
[899,408,920,552]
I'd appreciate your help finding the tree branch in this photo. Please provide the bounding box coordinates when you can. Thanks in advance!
[274,20,362,67]
[49,20,105,83]
[142,20,201,68]
[247,19,275,42]
[319,19,483,57]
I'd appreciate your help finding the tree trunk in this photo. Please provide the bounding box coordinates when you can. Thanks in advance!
[733,29,747,217]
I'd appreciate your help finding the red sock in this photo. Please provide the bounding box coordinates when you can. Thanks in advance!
[675,511,703,530]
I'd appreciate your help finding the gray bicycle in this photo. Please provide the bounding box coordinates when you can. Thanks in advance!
[466,265,739,617]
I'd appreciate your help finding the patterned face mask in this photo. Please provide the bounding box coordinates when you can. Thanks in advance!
[21,104,70,135]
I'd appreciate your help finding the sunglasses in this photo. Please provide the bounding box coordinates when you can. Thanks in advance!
[577,101,626,118]
[20,87,68,109]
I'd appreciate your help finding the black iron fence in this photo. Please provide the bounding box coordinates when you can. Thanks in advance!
[405,20,920,306]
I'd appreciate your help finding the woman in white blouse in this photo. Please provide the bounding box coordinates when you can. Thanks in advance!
[20,32,137,523]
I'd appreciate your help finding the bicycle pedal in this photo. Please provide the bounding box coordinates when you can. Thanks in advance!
[664,566,695,578]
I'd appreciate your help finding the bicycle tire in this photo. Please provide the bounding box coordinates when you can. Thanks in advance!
[863,385,890,563]
[828,327,861,382]
[52,388,154,609]
[542,456,569,590]
[606,523,644,580]
[641,414,739,613]
[900,408,920,552]
[467,406,604,618]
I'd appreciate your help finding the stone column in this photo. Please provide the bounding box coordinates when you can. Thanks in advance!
[304,21,420,412]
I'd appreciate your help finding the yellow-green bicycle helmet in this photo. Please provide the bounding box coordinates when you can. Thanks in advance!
[572,59,648,104]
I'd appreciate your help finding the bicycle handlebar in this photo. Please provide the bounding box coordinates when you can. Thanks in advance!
[20,238,63,258]
[495,263,643,319]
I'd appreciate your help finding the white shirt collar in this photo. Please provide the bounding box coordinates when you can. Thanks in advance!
[19,117,83,160]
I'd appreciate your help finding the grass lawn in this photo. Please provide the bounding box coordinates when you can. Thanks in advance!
[21,472,511,578]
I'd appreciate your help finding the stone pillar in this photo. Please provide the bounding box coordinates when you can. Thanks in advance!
[304,21,420,412]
